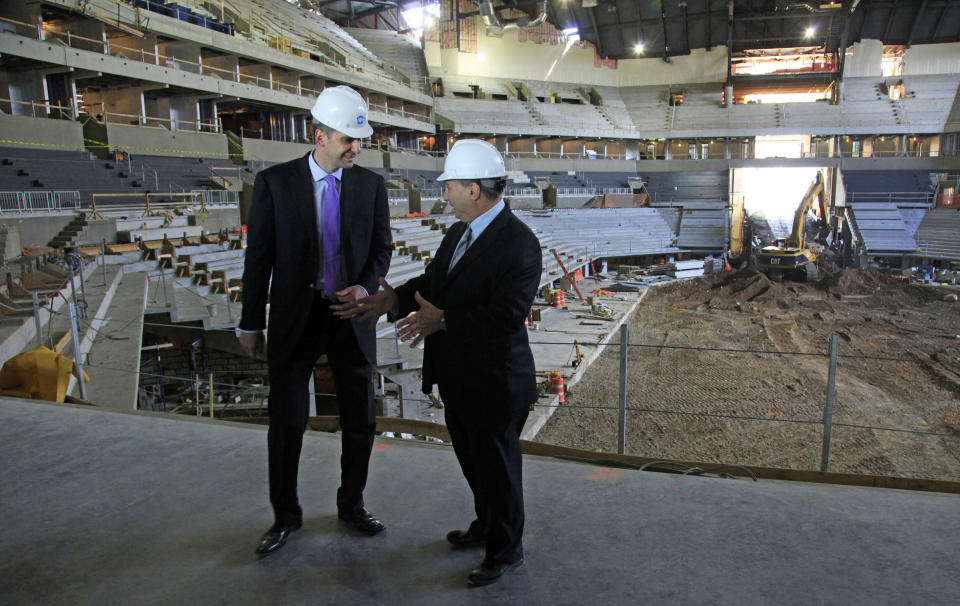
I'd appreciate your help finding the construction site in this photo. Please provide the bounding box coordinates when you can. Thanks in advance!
[537,267,960,481]
[1,0,959,603]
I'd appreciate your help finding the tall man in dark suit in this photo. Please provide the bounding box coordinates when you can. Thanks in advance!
[238,85,393,555]
[335,139,542,586]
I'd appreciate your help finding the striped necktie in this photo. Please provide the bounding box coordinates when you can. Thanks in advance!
[448,224,472,272]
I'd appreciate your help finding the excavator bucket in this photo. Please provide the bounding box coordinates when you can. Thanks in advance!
[0,345,90,403]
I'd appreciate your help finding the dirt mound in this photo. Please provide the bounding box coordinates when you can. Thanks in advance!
[816,268,904,294]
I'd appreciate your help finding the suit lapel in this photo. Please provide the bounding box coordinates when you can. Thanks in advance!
[444,206,510,284]
[339,166,356,240]
[293,153,318,251]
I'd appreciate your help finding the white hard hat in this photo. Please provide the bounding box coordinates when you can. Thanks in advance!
[437,139,507,181]
[310,85,373,138]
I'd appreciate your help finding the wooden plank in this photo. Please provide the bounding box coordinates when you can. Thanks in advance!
[221,415,960,495]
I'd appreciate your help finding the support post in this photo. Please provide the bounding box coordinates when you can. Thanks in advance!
[32,291,43,347]
[68,302,87,401]
[101,240,108,286]
[820,333,839,472]
[209,372,215,418]
[617,324,629,455]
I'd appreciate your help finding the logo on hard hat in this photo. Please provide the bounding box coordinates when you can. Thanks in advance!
[356,115,366,126]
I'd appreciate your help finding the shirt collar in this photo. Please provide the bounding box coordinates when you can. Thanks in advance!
[465,198,504,240]
[308,152,342,182]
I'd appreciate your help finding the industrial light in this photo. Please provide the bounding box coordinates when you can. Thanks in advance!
[804,26,816,39]
[634,41,645,54]
[562,26,580,43]
[477,52,486,63]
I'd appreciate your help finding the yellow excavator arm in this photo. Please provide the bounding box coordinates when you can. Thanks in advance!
[786,171,827,250]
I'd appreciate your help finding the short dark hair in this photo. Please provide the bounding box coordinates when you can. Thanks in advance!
[312,120,335,138]
[457,177,506,201]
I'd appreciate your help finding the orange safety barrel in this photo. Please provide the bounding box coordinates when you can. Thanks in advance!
[553,290,566,309]
[549,371,564,403]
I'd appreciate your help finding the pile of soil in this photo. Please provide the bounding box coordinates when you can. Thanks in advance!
[535,268,960,481]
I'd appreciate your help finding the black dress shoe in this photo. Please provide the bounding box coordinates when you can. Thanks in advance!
[467,558,524,587]
[338,508,385,534]
[255,521,302,555]
[446,529,487,548]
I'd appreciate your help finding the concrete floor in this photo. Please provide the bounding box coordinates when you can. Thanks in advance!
[1,397,958,605]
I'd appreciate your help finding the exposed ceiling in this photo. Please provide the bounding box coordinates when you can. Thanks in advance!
[308,0,960,61]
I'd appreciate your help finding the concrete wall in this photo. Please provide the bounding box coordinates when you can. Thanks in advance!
[426,25,726,87]
[904,42,960,76]
[388,151,441,171]
[0,213,74,248]
[844,40,883,78]
[2,224,21,259]
[190,207,241,233]
[241,138,311,163]
[0,115,84,150]
[106,124,228,158]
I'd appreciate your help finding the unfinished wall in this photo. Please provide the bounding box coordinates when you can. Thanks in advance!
[843,39,883,78]
[426,23,726,87]
[903,42,960,76]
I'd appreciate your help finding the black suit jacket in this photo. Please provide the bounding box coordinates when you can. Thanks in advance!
[240,153,393,366]
[395,206,542,407]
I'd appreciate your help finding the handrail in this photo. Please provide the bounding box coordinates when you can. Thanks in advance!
[0,96,75,119]
[0,190,81,213]
[0,14,429,124]
[99,111,220,134]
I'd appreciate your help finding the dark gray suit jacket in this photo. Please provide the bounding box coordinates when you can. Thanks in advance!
[240,153,392,366]
[395,206,542,408]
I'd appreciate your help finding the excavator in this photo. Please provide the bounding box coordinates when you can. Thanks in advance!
[757,170,831,282]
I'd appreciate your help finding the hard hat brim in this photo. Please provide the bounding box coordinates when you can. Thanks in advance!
[324,121,373,139]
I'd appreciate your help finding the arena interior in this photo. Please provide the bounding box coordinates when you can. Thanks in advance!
[0,1,959,603]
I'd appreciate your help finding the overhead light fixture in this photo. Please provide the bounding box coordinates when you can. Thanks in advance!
[477,52,486,63]
[805,26,816,39]
[634,41,645,54]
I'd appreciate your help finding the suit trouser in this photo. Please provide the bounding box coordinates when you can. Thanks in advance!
[440,381,530,564]
[266,296,375,527]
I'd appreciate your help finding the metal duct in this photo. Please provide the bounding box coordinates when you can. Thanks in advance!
[480,1,548,32]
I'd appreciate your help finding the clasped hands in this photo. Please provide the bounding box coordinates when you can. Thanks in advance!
[332,277,443,348]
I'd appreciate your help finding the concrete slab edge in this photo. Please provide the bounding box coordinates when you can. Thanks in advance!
[521,287,650,440]
[65,268,126,400]
[0,260,101,364]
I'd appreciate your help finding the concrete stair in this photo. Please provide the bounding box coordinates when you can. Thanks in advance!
[47,213,88,249]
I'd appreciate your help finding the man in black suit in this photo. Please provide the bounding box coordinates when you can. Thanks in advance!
[335,139,542,586]
[238,85,393,555]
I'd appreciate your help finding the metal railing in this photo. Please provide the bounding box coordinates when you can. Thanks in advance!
[506,188,542,197]
[0,191,81,213]
[0,15,429,125]
[0,97,75,119]
[846,192,933,205]
[193,190,239,206]
[556,187,599,196]
[387,189,409,201]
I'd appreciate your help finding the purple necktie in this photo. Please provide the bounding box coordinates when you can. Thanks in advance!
[322,174,341,298]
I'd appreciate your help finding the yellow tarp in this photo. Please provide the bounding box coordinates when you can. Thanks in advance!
[0,345,90,402]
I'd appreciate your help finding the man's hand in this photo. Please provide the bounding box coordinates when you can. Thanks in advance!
[396,291,443,348]
[238,331,265,359]
[334,284,367,305]
[332,277,397,327]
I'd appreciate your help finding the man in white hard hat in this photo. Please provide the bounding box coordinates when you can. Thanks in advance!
[335,139,542,586]
[239,85,393,555]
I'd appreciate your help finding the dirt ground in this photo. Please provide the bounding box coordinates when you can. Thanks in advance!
[535,268,960,482]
